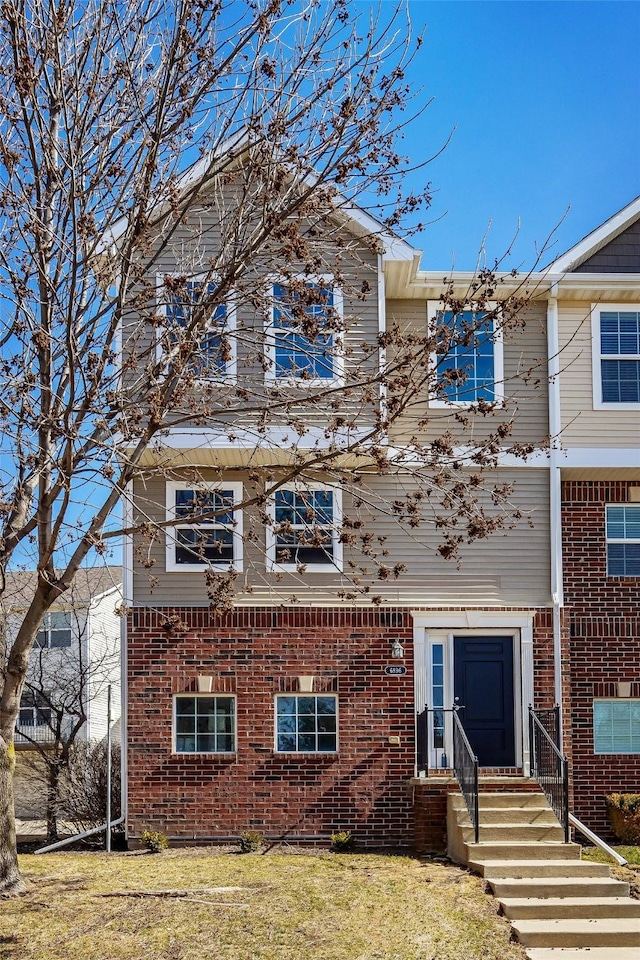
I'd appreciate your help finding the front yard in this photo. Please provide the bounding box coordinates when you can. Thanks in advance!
[1,847,527,960]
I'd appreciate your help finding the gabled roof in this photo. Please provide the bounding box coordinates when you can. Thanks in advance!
[102,130,420,268]
[2,566,122,611]
[547,194,640,273]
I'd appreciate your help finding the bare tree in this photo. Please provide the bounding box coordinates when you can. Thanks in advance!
[13,600,119,844]
[0,0,544,893]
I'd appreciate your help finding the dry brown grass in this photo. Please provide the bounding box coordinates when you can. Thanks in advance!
[1,847,527,960]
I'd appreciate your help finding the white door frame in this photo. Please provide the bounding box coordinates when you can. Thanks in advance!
[413,611,535,775]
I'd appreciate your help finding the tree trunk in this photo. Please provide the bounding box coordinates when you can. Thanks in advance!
[0,739,25,895]
[46,763,60,845]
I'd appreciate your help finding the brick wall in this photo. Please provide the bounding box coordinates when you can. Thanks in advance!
[127,606,416,848]
[562,480,640,837]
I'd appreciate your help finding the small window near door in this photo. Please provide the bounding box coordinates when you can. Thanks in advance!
[431,643,445,757]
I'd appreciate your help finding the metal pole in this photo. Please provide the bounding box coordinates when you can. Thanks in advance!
[106,684,112,853]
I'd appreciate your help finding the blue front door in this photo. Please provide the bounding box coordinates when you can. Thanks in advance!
[453,636,516,767]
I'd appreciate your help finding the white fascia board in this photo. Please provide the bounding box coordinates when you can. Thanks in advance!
[557,448,640,469]
[547,195,640,273]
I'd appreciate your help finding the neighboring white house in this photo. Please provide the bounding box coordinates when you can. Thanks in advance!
[3,566,123,748]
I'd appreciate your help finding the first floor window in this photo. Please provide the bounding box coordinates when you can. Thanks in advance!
[594,699,640,754]
[174,696,236,753]
[268,485,342,571]
[606,505,640,576]
[18,691,52,727]
[275,695,338,753]
[166,481,243,571]
[36,612,72,648]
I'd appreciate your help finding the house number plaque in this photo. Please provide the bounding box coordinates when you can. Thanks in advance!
[384,665,407,676]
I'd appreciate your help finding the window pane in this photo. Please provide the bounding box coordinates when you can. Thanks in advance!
[316,697,336,715]
[176,697,195,715]
[298,734,316,751]
[167,281,228,376]
[277,696,295,715]
[175,696,235,752]
[273,283,335,379]
[436,311,495,402]
[607,506,640,575]
[175,528,234,564]
[277,734,296,752]
[275,695,338,752]
[317,734,337,752]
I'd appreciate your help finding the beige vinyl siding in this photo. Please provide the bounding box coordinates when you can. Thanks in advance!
[558,300,640,447]
[386,300,549,448]
[132,466,550,609]
[121,184,382,436]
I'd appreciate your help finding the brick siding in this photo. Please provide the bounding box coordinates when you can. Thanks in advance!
[127,604,556,848]
[562,480,640,837]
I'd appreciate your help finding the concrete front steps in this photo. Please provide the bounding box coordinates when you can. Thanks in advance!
[447,788,640,956]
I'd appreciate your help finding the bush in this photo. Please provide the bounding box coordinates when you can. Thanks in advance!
[606,793,640,844]
[140,829,169,853]
[330,830,354,852]
[238,830,264,853]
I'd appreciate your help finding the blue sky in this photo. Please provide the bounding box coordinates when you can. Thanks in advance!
[377,0,640,271]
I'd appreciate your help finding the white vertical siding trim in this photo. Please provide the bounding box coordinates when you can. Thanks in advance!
[521,623,534,776]
[413,624,428,776]
[377,253,388,438]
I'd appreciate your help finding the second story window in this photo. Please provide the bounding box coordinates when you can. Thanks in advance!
[606,504,640,576]
[36,612,72,649]
[429,304,503,405]
[594,307,640,406]
[166,481,243,572]
[267,485,342,572]
[161,276,235,379]
[267,280,343,383]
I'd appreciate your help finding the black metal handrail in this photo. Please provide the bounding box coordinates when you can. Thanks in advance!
[453,708,479,844]
[529,705,570,842]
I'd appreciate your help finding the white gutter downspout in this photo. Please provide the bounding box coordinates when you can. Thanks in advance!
[547,292,564,731]
[120,481,134,843]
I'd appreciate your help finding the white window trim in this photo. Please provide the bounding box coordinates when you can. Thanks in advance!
[156,273,237,382]
[591,302,640,410]
[273,693,339,754]
[605,503,640,576]
[166,480,244,573]
[173,693,237,755]
[264,274,345,386]
[265,483,343,573]
[427,300,504,408]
